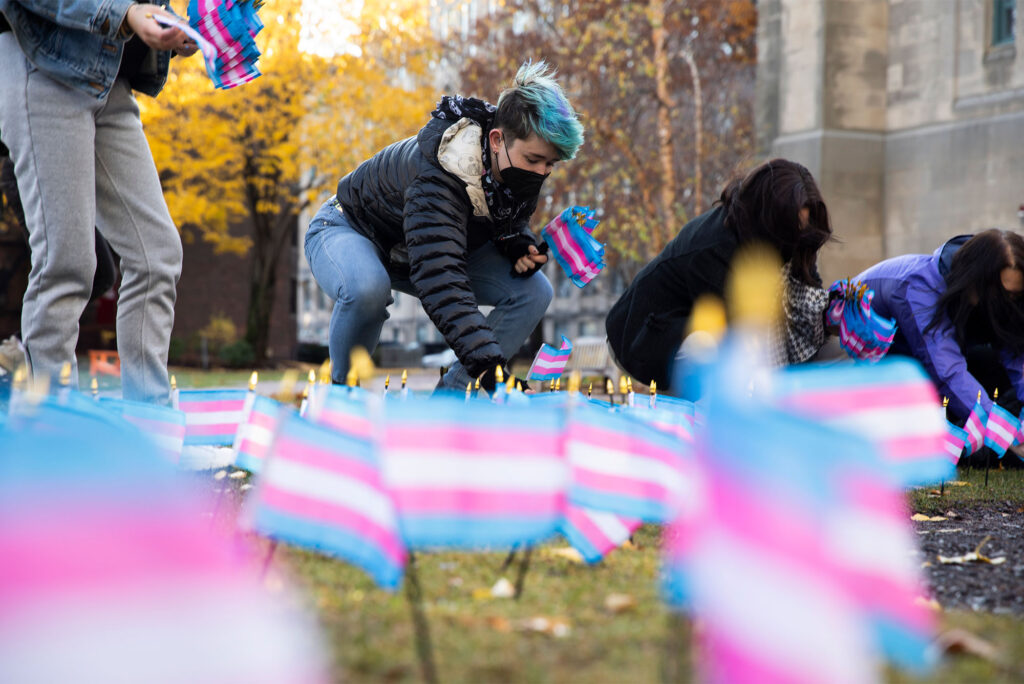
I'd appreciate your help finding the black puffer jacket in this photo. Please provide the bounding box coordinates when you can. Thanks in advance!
[605,206,739,390]
[336,116,538,378]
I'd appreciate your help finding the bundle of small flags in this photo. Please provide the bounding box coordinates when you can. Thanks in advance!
[151,0,263,89]
[827,279,897,362]
[541,206,605,288]
[527,336,573,381]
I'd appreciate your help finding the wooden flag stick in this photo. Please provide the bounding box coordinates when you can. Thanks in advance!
[513,546,533,600]
[985,389,996,488]
[404,551,439,684]
[660,611,691,683]
[500,545,518,572]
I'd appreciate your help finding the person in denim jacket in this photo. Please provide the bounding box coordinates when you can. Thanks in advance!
[0,0,196,402]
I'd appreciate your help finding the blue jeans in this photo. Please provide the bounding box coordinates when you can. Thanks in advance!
[305,201,553,389]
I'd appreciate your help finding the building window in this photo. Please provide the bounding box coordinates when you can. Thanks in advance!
[993,0,1016,46]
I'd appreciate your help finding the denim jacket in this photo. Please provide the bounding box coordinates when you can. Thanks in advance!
[0,0,171,99]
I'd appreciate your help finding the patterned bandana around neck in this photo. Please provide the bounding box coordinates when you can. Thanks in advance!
[431,95,533,235]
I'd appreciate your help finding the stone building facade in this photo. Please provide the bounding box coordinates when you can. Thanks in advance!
[758,0,1023,282]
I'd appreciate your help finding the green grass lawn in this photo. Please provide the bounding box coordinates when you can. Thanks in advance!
[909,468,1024,516]
[242,468,1024,683]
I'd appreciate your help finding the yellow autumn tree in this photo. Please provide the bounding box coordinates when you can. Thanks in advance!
[143,0,437,364]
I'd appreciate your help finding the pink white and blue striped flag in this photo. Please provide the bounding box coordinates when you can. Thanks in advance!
[983,402,1019,459]
[558,504,641,564]
[98,397,186,464]
[772,358,952,485]
[665,384,934,681]
[305,385,375,440]
[963,396,988,456]
[232,394,286,473]
[381,397,567,549]
[565,402,694,522]
[176,388,249,446]
[0,401,329,682]
[541,206,605,288]
[665,394,882,683]
[827,470,936,670]
[527,336,573,381]
[943,419,968,465]
[245,412,406,589]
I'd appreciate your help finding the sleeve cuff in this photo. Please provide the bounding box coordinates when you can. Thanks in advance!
[97,0,137,39]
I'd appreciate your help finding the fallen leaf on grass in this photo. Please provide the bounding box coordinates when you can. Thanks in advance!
[911,514,947,522]
[945,481,971,487]
[604,593,636,614]
[515,616,570,638]
[621,538,638,550]
[544,547,585,564]
[945,510,960,518]
[914,596,942,612]
[490,577,515,598]
[934,628,1000,662]
[486,616,511,632]
[937,536,1006,565]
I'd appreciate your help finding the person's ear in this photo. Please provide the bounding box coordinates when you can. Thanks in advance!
[488,128,504,150]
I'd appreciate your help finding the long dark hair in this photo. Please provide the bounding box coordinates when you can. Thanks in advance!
[717,159,832,286]
[927,229,1024,355]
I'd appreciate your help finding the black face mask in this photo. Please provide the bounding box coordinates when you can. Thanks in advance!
[499,137,548,200]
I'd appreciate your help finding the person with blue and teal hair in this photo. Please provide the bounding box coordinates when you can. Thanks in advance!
[306,61,584,392]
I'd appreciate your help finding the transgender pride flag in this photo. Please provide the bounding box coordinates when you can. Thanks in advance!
[528,336,573,381]
[381,397,567,549]
[246,413,406,589]
[565,402,693,522]
[773,358,952,486]
[232,395,286,473]
[305,385,375,440]
[176,388,249,446]
[541,206,605,288]
[943,419,968,465]
[666,384,934,681]
[98,398,186,464]
[963,396,988,456]
[983,402,1019,459]
[559,504,641,564]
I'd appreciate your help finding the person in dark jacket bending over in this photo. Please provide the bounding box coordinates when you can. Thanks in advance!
[855,230,1024,425]
[605,159,834,394]
[306,61,583,390]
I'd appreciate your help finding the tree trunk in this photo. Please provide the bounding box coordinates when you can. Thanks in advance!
[681,49,704,215]
[649,0,677,251]
[245,231,278,367]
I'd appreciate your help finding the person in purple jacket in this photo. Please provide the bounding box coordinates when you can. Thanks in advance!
[856,230,1024,431]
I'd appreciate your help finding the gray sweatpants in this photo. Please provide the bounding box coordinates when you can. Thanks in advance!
[0,34,182,403]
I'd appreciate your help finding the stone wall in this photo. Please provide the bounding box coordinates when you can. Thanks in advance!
[759,0,1024,279]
